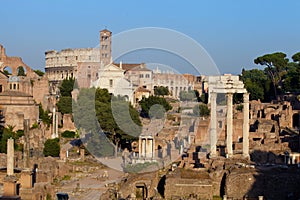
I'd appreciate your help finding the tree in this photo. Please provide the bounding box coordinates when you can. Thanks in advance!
[34,70,45,76]
[39,104,51,126]
[17,66,26,76]
[59,78,76,97]
[240,69,269,101]
[73,88,142,154]
[193,104,210,118]
[43,138,60,157]
[154,86,169,96]
[179,90,197,101]
[0,126,22,153]
[282,62,300,93]
[254,52,289,97]
[292,52,300,63]
[56,96,73,114]
[139,95,172,118]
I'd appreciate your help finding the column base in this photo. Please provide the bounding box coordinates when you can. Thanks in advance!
[226,153,233,158]
[243,153,250,160]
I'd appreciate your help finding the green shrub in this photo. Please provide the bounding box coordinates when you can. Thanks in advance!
[43,138,60,157]
[61,130,75,138]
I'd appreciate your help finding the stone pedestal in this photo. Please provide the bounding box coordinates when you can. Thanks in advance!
[3,175,18,197]
[20,169,33,189]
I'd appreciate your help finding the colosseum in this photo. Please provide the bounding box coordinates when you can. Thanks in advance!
[45,29,112,93]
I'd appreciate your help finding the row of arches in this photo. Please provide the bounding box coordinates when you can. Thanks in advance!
[2,66,27,76]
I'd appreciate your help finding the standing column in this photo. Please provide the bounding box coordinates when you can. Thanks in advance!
[210,92,217,157]
[152,138,155,158]
[55,112,59,138]
[142,138,146,157]
[7,138,14,176]
[226,93,233,157]
[243,93,250,158]
[52,107,56,138]
[23,119,30,168]
[138,137,142,158]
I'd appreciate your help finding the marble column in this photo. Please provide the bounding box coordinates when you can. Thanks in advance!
[7,138,14,176]
[210,92,217,157]
[138,137,142,158]
[243,93,250,158]
[226,93,233,156]
[142,138,146,157]
[146,138,152,158]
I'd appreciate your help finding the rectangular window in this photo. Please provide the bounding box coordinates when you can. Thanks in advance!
[145,74,150,78]
[0,85,2,92]
[109,79,113,87]
[139,74,144,78]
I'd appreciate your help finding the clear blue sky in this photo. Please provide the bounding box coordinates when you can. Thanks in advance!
[1,0,300,74]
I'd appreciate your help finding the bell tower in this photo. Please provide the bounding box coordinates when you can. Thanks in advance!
[100,29,112,66]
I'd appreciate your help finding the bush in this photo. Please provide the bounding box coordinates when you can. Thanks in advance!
[61,130,75,138]
[43,138,60,157]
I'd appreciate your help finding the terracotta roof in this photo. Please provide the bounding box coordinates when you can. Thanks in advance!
[113,63,145,71]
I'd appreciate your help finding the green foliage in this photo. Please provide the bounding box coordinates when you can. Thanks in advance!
[236,104,243,111]
[73,88,142,155]
[43,138,60,157]
[39,104,52,126]
[57,96,73,114]
[282,62,300,93]
[31,122,39,129]
[292,52,300,63]
[3,69,11,75]
[139,95,172,118]
[154,86,169,96]
[0,126,23,153]
[17,66,26,76]
[16,130,24,138]
[61,130,75,138]
[240,68,271,101]
[193,104,210,117]
[34,69,45,76]
[59,78,76,97]
[179,90,197,101]
[254,52,289,97]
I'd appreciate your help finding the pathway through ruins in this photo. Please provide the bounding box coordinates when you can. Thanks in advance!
[57,167,124,200]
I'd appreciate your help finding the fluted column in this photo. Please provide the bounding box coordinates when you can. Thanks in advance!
[226,93,233,156]
[210,92,217,157]
[243,93,250,158]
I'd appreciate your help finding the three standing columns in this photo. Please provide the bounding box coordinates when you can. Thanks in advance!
[210,92,249,158]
